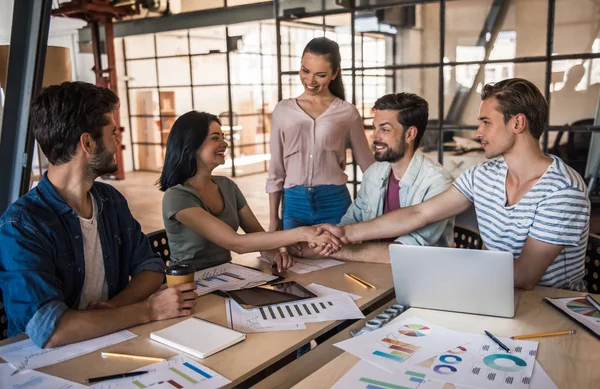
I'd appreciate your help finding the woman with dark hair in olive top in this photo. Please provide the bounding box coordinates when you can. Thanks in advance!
[159,111,341,272]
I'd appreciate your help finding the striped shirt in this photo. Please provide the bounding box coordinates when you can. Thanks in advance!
[453,155,590,291]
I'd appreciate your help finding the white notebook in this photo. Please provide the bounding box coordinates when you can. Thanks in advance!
[150,316,246,358]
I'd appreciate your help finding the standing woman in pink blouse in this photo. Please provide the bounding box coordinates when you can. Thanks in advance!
[267,37,374,233]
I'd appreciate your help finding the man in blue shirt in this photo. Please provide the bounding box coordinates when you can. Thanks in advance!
[0,82,197,348]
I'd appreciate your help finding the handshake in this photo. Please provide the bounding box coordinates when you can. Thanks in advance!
[300,223,349,257]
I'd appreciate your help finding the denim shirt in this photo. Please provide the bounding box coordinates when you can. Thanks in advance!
[0,174,165,347]
[339,150,455,247]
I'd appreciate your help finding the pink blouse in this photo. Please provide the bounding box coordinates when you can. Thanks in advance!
[266,97,374,193]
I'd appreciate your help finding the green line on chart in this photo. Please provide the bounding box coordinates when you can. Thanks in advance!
[359,377,412,389]
[132,380,146,389]
[169,367,199,384]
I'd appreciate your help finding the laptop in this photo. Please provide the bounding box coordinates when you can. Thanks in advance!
[389,245,516,318]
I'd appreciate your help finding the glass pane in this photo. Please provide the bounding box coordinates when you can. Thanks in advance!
[129,89,159,116]
[124,35,155,59]
[278,0,324,16]
[232,145,269,176]
[157,57,191,86]
[193,86,229,116]
[191,54,228,85]
[228,23,262,54]
[127,59,157,87]
[264,85,279,112]
[444,62,546,127]
[230,53,262,85]
[135,144,164,172]
[131,116,160,144]
[355,69,394,118]
[231,85,264,114]
[159,88,193,116]
[446,0,547,62]
[554,0,600,56]
[156,31,189,57]
[261,22,277,55]
[550,59,600,126]
[281,74,303,99]
[189,26,226,54]
[262,55,278,85]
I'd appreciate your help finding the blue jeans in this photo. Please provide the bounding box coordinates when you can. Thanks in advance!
[282,185,351,230]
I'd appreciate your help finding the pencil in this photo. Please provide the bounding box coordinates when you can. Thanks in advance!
[510,330,575,340]
[101,352,166,362]
[345,273,376,289]
[344,273,369,288]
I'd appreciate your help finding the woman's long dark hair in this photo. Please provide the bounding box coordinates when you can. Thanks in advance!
[158,111,221,191]
[302,37,345,101]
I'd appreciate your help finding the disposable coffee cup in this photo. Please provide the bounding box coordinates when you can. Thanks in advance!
[165,264,195,287]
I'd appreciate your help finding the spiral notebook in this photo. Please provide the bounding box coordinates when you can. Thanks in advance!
[150,317,246,358]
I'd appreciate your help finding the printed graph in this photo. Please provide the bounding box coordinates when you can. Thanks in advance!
[258,300,334,320]
[399,324,431,337]
[566,298,600,318]
[372,333,420,363]
[193,263,277,296]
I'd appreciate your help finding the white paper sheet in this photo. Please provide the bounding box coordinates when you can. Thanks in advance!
[0,330,137,372]
[334,317,473,374]
[193,263,278,296]
[330,360,555,389]
[305,283,362,301]
[0,364,86,389]
[258,256,344,274]
[89,354,230,389]
[408,335,539,389]
[225,299,306,333]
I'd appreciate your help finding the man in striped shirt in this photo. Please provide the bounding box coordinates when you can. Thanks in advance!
[319,78,590,291]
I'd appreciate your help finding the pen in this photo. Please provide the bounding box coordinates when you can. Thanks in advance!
[484,330,511,353]
[85,371,148,384]
[510,330,575,340]
[585,294,600,312]
[344,273,375,289]
[101,352,166,362]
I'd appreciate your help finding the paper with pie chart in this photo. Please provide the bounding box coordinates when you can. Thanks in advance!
[408,334,539,389]
[334,317,473,373]
[544,296,600,338]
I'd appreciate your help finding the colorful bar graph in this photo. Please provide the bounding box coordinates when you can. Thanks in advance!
[132,380,146,389]
[205,276,227,282]
[404,371,425,382]
[183,361,212,379]
[359,377,412,389]
[169,367,198,384]
[373,350,405,362]
[366,385,387,389]
[167,380,183,389]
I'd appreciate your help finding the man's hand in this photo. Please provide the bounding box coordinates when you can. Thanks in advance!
[296,242,324,258]
[314,224,349,244]
[302,227,343,256]
[286,243,303,257]
[146,282,197,321]
[271,249,296,272]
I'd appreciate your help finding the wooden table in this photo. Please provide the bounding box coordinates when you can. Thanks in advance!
[292,286,600,389]
[0,255,395,388]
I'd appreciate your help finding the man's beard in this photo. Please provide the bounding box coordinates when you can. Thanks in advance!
[373,141,405,163]
[86,140,118,178]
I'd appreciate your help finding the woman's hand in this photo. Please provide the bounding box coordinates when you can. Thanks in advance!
[300,226,343,256]
[265,249,295,272]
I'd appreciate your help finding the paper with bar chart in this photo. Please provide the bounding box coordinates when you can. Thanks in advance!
[335,318,472,374]
[226,298,306,333]
[253,293,364,325]
[89,355,230,389]
[0,330,136,372]
[405,334,538,389]
[193,263,278,296]
[545,296,600,337]
[0,363,86,389]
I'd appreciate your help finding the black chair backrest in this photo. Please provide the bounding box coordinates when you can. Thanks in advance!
[453,226,483,250]
[584,233,600,294]
[147,229,171,265]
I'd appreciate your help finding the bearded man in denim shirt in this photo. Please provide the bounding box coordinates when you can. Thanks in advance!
[0,82,197,348]
[302,93,455,263]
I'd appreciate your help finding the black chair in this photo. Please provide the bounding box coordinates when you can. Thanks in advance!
[0,290,7,341]
[147,229,171,266]
[453,226,483,250]
[584,233,600,294]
